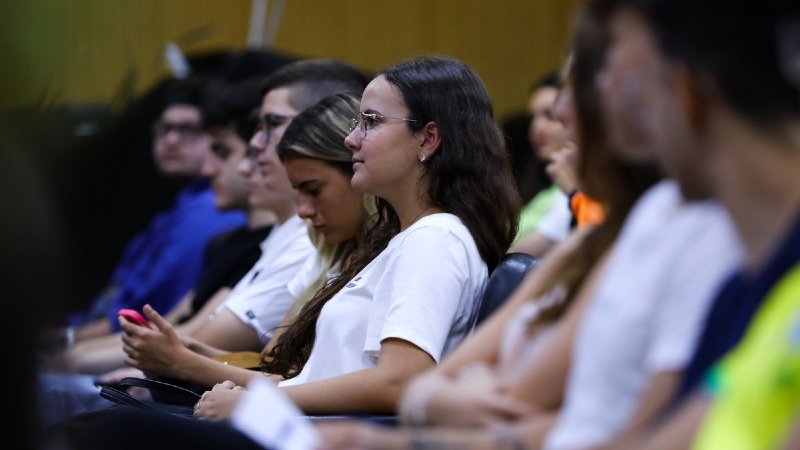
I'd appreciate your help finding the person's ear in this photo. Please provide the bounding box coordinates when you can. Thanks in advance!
[416,122,442,162]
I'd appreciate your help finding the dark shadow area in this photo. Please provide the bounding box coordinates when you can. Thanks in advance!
[0,49,296,450]
[501,110,550,204]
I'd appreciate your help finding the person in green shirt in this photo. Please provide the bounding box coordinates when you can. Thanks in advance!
[513,73,568,246]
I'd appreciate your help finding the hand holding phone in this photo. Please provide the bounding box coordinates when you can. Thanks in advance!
[117,309,152,329]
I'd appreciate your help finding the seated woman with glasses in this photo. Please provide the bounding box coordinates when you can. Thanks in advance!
[57,56,520,450]
[188,56,519,419]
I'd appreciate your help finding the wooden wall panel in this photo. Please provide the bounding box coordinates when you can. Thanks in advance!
[1,0,583,118]
[1,0,253,108]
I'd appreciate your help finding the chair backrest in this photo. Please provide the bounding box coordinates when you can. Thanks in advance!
[476,252,539,324]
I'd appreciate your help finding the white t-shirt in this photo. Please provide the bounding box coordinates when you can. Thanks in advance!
[285,253,340,319]
[543,180,744,450]
[536,190,572,243]
[222,215,316,344]
[279,213,487,387]
[496,286,564,385]
[286,253,323,300]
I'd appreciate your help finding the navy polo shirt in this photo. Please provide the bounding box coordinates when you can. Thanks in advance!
[676,209,800,401]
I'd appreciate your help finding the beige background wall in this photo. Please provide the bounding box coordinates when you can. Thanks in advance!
[1,0,583,118]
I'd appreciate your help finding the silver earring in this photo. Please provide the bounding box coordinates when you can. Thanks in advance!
[419,154,427,162]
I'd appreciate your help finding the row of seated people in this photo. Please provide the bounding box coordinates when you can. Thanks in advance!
[39,60,373,414]
[39,0,800,448]
[41,57,511,422]
[513,71,604,260]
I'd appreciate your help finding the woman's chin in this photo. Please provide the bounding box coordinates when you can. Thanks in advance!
[350,173,371,195]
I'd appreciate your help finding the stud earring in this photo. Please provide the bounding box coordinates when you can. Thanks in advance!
[419,154,427,162]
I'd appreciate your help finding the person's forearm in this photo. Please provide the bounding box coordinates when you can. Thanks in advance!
[185,338,230,358]
[369,415,556,450]
[74,318,113,342]
[604,372,680,450]
[512,232,557,259]
[68,342,129,375]
[174,287,232,335]
[280,368,410,415]
[71,330,125,352]
[169,347,267,388]
[637,395,707,450]
[44,330,124,373]
[188,308,263,352]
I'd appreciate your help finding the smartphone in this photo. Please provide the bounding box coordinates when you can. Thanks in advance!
[117,309,152,329]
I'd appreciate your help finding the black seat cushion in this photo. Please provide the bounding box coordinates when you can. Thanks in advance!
[477,252,539,324]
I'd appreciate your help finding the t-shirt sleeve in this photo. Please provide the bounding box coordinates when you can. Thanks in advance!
[645,206,742,373]
[363,226,472,363]
[536,190,573,243]
[223,239,315,344]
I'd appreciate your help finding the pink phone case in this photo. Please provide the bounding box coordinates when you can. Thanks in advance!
[117,309,152,329]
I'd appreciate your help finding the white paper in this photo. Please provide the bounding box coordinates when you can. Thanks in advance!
[230,377,321,450]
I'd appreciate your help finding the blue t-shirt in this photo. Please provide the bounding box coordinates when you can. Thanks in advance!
[676,209,800,401]
[68,179,246,331]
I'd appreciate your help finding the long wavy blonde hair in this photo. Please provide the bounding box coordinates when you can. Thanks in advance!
[275,91,378,320]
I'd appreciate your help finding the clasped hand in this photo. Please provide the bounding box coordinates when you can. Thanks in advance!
[193,380,246,421]
[417,363,537,427]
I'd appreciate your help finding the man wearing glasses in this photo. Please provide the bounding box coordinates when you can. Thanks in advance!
[64,82,247,344]
[207,59,370,350]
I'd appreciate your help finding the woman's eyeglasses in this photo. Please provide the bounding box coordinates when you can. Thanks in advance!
[348,112,419,139]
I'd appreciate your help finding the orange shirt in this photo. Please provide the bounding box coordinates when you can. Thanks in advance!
[569,191,605,228]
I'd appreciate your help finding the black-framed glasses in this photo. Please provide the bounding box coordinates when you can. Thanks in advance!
[348,112,419,139]
[152,121,203,141]
[254,113,296,144]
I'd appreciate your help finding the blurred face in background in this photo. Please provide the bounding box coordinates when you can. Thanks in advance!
[528,86,567,161]
[237,143,293,214]
[249,87,298,194]
[201,127,250,211]
[598,7,664,164]
[599,7,709,199]
[152,105,210,178]
[243,160,278,211]
[234,87,300,215]
[549,78,580,193]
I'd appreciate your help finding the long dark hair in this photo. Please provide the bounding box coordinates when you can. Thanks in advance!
[263,57,521,379]
[382,56,520,272]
